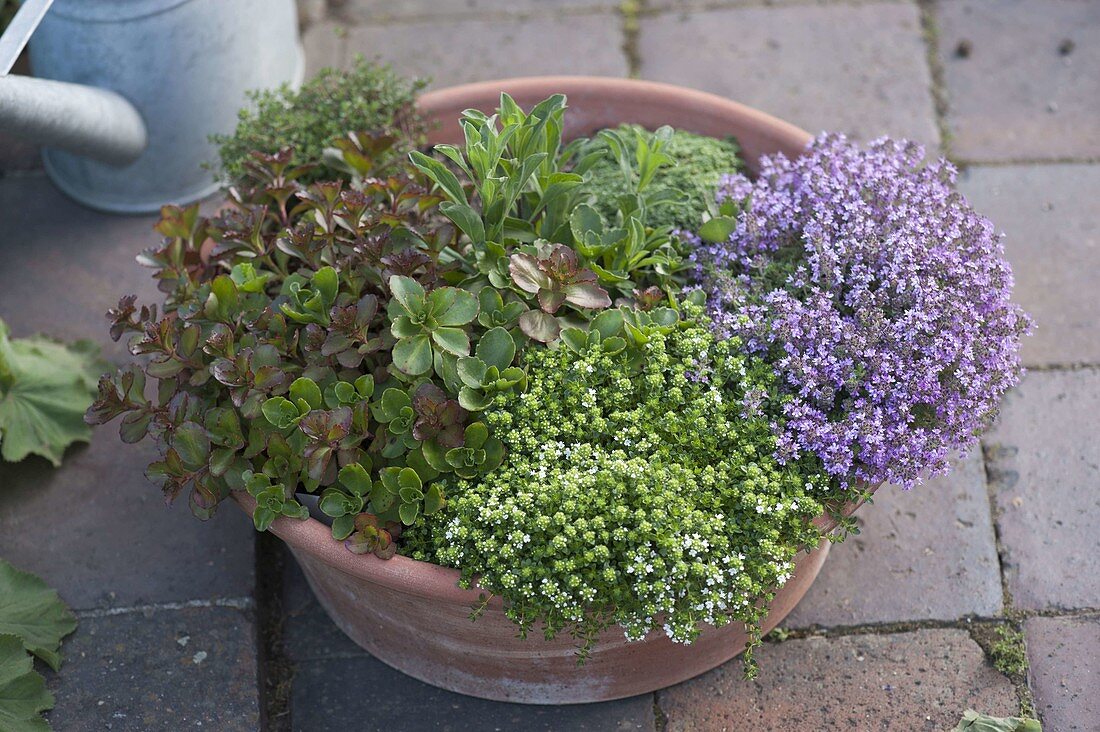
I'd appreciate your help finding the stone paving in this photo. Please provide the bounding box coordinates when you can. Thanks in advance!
[1,0,1097,730]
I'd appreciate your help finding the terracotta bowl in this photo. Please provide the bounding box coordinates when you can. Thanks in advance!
[236,77,828,705]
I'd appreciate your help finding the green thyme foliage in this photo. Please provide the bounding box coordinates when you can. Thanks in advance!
[584,124,743,230]
[211,57,426,185]
[427,305,844,673]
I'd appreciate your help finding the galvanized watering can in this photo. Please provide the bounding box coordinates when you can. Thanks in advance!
[0,0,303,212]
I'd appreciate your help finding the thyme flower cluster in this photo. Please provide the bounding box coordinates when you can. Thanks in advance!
[425,311,843,667]
[692,134,1030,487]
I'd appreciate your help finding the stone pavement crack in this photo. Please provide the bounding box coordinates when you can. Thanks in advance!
[620,0,643,78]
[328,3,618,26]
[955,156,1100,168]
[1008,362,1100,373]
[980,440,1017,611]
[256,529,294,732]
[917,0,954,160]
[771,609,1100,641]
[653,692,669,732]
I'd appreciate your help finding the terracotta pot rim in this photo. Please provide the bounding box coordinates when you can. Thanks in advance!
[414,75,813,149]
[230,77,856,608]
[233,488,873,608]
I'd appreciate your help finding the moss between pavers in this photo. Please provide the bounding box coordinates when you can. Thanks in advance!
[620,0,642,78]
[916,0,955,159]
[256,531,294,732]
[968,621,1035,718]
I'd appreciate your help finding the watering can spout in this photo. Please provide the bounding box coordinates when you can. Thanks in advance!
[0,0,302,212]
[0,0,146,166]
[0,75,147,166]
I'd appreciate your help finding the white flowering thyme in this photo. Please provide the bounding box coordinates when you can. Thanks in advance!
[407,310,850,676]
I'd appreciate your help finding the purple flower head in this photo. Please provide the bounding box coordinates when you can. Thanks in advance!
[692,133,1031,488]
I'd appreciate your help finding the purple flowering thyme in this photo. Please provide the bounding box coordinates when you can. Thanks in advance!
[691,134,1031,488]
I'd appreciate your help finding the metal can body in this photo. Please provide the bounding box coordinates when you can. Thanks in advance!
[29,0,303,212]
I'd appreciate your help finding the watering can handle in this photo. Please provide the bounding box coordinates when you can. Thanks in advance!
[0,0,53,75]
[0,0,147,166]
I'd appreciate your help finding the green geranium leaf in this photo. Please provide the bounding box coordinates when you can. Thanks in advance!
[569,203,604,241]
[354,375,375,399]
[398,486,423,503]
[370,481,395,512]
[390,315,421,338]
[377,388,412,421]
[952,710,1042,732]
[602,336,627,355]
[0,634,53,732]
[0,319,104,466]
[591,308,624,339]
[421,440,451,473]
[649,307,680,327]
[477,287,503,317]
[482,437,504,472]
[0,559,77,672]
[331,514,355,541]
[318,488,352,517]
[329,381,356,407]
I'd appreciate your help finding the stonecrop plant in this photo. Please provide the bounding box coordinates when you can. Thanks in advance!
[691,134,1030,487]
[211,57,426,186]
